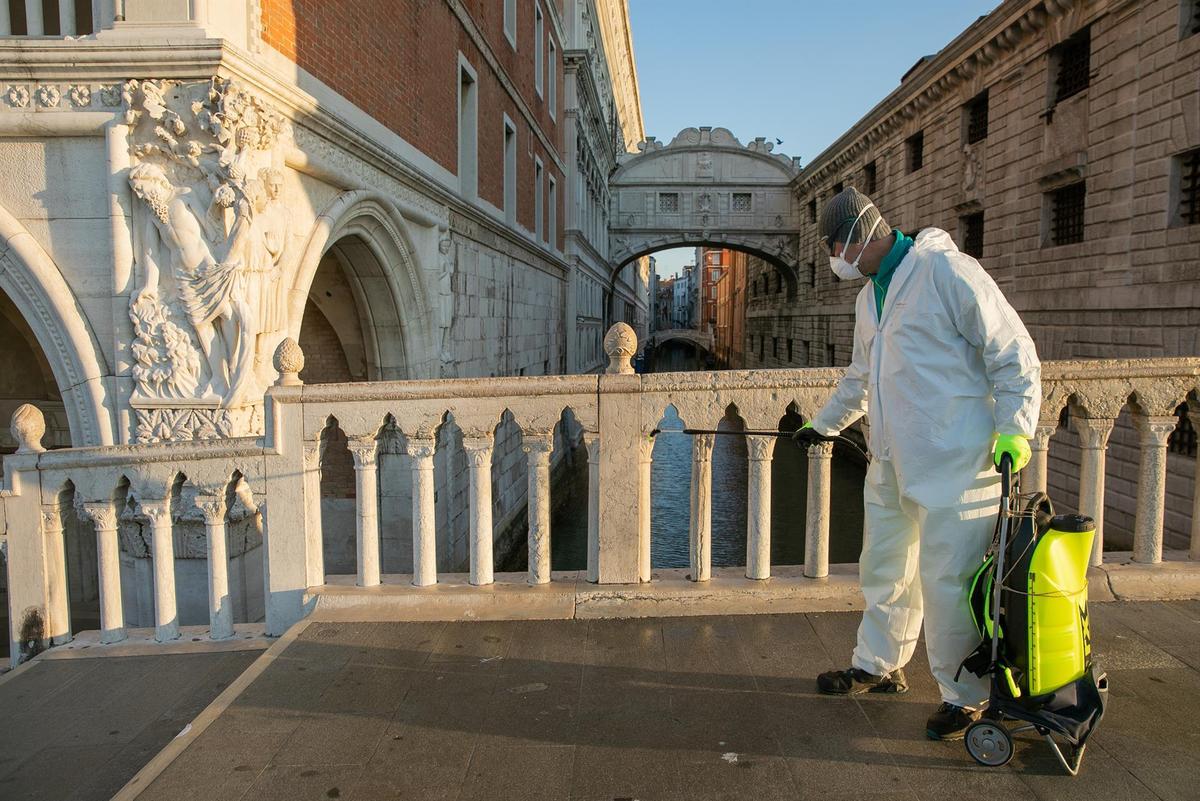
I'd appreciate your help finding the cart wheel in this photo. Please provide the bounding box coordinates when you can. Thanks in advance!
[965,721,1014,767]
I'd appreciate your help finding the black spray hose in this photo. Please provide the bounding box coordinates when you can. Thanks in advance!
[648,427,870,462]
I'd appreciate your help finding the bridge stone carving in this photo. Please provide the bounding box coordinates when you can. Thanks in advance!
[609,127,803,277]
[646,328,714,353]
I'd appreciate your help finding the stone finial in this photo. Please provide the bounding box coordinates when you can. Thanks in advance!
[603,322,638,375]
[11,404,46,454]
[273,338,304,386]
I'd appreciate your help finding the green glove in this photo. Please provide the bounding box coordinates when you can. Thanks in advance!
[993,434,1032,472]
[792,421,823,447]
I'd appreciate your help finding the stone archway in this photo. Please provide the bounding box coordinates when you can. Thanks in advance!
[0,203,114,446]
[608,127,803,281]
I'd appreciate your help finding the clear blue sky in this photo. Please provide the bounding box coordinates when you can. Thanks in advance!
[629,0,1000,278]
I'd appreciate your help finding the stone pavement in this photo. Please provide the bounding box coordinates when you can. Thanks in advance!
[0,648,263,801]
[124,601,1199,801]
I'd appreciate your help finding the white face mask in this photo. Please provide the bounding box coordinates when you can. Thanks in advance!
[828,205,882,281]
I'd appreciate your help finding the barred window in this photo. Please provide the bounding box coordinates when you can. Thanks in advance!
[806,262,816,287]
[808,197,817,223]
[965,90,989,144]
[1169,404,1197,458]
[787,339,794,362]
[1185,0,1200,37]
[773,337,779,358]
[1178,148,1200,226]
[961,211,984,258]
[826,342,836,366]
[833,181,844,195]
[759,336,765,359]
[906,131,924,173]
[1053,27,1091,105]
[775,272,782,294]
[863,161,877,195]
[732,193,752,212]
[658,192,679,213]
[1050,182,1086,245]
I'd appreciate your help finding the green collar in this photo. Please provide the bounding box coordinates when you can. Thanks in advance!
[872,231,913,317]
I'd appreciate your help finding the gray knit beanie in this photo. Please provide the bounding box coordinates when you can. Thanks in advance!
[818,187,892,247]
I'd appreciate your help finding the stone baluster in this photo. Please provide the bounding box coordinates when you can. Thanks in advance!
[1190,400,1200,561]
[303,443,325,587]
[25,1,44,35]
[463,434,496,586]
[1025,422,1057,494]
[638,435,654,582]
[522,432,555,585]
[1071,416,1115,567]
[689,433,715,582]
[348,437,381,587]
[745,435,777,580]
[1132,415,1178,564]
[805,441,835,579]
[141,500,179,642]
[78,502,125,643]
[406,437,438,586]
[58,0,75,35]
[41,505,70,644]
[195,493,233,640]
[584,432,600,583]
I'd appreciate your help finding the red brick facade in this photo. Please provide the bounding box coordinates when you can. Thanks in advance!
[261,0,564,249]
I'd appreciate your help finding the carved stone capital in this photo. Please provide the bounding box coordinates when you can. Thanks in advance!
[746,435,777,462]
[347,438,378,468]
[302,442,323,468]
[78,502,118,531]
[521,433,554,459]
[40,506,62,531]
[195,494,227,526]
[1134,415,1178,448]
[463,435,495,467]
[692,433,715,463]
[404,437,437,463]
[806,441,835,459]
[583,432,601,463]
[638,435,655,463]
[1031,424,1057,450]
[1070,416,1116,450]
[140,501,172,526]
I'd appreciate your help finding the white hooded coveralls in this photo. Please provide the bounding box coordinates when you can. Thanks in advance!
[810,228,1041,708]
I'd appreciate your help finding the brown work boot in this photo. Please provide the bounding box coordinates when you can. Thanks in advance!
[925,702,983,740]
[816,666,909,695]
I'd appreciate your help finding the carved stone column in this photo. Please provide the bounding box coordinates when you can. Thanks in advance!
[348,438,381,587]
[584,433,600,583]
[406,437,438,587]
[805,441,835,578]
[79,502,125,644]
[1026,422,1058,494]
[1133,415,1178,564]
[745,435,777,580]
[195,493,233,640]
[1071,416,1115,567]
[141,500,179,642]
[41,506,70,645]
[303,442,325,587]
[689,433,715,582]
[463,434,496,586]
[638,435,654,583]
[522,432,555,585]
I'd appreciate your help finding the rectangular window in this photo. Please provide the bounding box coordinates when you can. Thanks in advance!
[806,262,816,287]
[535,3,544,97]
[775,272,782,294]
[1187,0,1200,37]
[658,192,679,213]
[773,337,779,358]
[504,0,516,47]
[1049,182,1086,245]
[1169,405,1197,457]
[965,89,989,144]
[863,161,877,195]
[458,60,478,199]
[759,336,765,359]
[1176,147,1200,226]
[833,181,844,195]
[808,197,817,223]
[826,343,836,366]
[503,118,517,224]
[906,131,924,173]
[961,211,984,258]
[548,174,557,245]
[535,157,544,241]
[787,339,794,362]
[1052,27,1091,105]
[732,192,752,212]
[548,39,557,118]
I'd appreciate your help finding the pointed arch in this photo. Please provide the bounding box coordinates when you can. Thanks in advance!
[0,203,114,446]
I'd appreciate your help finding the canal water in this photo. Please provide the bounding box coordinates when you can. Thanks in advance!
[547,340,867,572]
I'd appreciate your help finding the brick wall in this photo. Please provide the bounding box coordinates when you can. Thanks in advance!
[298,300,354,385]
[260,0,564,251]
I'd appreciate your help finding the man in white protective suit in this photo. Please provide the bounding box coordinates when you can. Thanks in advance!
[795,187,1041,740]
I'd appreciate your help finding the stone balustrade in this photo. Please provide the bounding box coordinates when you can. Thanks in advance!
[1,325,1198,666]
[0,1,110,36]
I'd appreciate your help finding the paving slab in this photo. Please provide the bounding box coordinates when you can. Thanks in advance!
[12,602,1191,801]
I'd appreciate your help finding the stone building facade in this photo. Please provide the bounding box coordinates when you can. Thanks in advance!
[744,0,1200,548]
[0,1,646,626]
